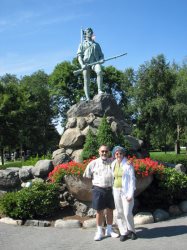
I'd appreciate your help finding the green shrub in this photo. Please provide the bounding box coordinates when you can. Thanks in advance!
[156,167,187,196]
[81,116,116,159]
[0,182,60,219]
[81,129,98,160]
[0,192,19,216]
[138,167,187,210]
[97,116,114,149]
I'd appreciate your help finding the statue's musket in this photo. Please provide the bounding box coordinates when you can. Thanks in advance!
[73,52,127,76]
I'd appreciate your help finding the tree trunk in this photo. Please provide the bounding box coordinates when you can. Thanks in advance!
[175,140,180,154]
[0,147,4,166]
[164,133,167,154]
[175,124,180,154]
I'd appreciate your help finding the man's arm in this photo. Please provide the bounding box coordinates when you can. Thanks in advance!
[83,161,95,179]
[74,52,127,76]
[77,43,85,69]
[78,55,85,69]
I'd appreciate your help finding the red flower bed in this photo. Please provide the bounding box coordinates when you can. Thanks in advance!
[129,156,164,177]
[48,156,164,182]
[48,158,95,183]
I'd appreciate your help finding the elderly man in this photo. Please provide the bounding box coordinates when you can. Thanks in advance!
[77,27,104,101]
[83,145,119,241]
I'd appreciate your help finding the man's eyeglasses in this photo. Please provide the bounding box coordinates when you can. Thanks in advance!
[101,150,108,153]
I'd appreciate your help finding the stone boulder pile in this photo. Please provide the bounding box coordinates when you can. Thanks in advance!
[54,93,146,164]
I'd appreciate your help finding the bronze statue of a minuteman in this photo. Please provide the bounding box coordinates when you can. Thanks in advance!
[77,28,104,101]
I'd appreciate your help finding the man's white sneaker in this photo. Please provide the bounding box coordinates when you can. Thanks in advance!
[105,230,119,238]
[94,232,103,241]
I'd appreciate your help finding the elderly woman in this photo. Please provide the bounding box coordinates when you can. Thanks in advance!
[111,146,137,241]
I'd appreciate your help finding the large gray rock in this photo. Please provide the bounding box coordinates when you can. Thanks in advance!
[24,220,51,227]
[81,125,97,136]
[71,149,83,162]
[54,219,81,228]
[0,217,22,226]
[65,117,77,128]
[67,94,124,119]
[52,148,66,158]
[59,128,85,149]
[168,205,182,216]
[64,174,152,202]
[175,164,186,173]
[77,117,87,130]
[134,175,153,197]
[52,149,71,167]
[153,209,170,222]
[73,201,88,217]
[124,135,144,150]
[179,200,187,212]
[83,218,97,228]
[64,175,92,201]
[87,208,96,217]
[134,212,154,225]
[19,166,33,182]
[0,169,20,190]
[31,160,53,178]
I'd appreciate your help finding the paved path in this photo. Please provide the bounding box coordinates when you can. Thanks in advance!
[0,215,187,250]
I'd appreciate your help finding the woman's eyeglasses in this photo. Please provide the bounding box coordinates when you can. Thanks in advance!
[115,152,123,156]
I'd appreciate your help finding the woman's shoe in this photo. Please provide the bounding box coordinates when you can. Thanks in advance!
[130,232,137,240]
[120,235,128,242]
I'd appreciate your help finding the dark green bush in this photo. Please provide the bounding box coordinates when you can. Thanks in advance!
[97,116,114,149]
[156,167,187,199]
[0,192,19,216]
[81,116,116,159]
[138,167,187,211]
[0,182,60,219]
[81,129,98,160]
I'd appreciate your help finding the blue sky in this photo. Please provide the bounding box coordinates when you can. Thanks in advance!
[0,0,187,78]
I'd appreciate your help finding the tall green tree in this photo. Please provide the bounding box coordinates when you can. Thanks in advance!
[171,63,187,152]
[49,61,83,122]
[103,66,124,102]
[0,75,23,164]
[133,54,176,150]
[103,66,135,121]
[19,70,59,155]
[120,68,136,120]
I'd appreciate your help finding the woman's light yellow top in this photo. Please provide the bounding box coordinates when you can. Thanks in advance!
[113,162,123,188]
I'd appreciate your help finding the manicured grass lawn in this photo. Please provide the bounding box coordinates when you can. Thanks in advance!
[150,150,187,165]
[150,150,186,157]
[0,156,50,170]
